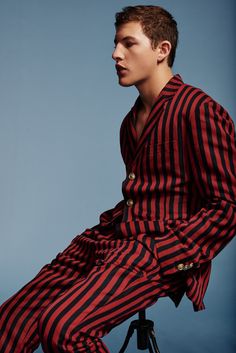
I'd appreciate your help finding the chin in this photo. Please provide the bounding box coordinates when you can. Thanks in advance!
[118,79,134,87]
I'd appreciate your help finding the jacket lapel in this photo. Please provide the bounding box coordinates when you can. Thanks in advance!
[130,74,184,161]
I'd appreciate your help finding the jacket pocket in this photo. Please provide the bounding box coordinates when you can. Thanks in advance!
[146,139,177,156]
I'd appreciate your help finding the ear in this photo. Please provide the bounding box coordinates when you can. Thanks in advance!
[156,40,172,63]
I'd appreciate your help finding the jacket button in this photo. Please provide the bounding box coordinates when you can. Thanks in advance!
[126,199,134,207]
[128,172,136,180]
[177,263,185,271]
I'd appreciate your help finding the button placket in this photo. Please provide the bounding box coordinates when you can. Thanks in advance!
[128,172,136,180]
[126,199,134,207]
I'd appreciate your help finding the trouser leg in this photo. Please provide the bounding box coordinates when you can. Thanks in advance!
[38,237,180,353]
[0,236,93,353]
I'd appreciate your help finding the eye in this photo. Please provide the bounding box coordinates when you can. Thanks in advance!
[125,42,135,48]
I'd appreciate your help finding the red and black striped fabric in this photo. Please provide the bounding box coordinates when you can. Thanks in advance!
[100,74,236,310]
[0,231,184,352]
[0,74,235,352]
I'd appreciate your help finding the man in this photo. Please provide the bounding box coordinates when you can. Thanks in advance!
[0,5,235,353]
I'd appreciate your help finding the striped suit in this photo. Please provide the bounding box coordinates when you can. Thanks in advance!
[0,74,235,353]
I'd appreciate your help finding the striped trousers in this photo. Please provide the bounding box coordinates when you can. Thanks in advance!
[0,231,183,353]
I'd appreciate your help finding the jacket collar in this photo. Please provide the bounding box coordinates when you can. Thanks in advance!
[131,73,184,124]
[128,74,184,161]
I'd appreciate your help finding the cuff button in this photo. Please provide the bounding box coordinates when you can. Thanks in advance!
[177,263,185,271]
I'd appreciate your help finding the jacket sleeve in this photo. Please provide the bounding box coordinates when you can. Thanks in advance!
[155,98,236,276]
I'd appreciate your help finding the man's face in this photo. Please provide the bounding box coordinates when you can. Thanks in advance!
[112,21,159,87]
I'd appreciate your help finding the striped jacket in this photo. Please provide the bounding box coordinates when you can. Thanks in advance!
[89,74,236,310]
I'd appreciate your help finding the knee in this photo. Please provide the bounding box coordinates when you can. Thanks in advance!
[37,307,61,351]
[38,306,82,351]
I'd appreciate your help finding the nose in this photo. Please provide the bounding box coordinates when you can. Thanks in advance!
[112,44,124,61]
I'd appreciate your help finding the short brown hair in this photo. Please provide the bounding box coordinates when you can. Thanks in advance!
[115,5,178,67]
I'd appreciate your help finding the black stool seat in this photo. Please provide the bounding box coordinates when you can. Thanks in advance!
[118,309,161,353]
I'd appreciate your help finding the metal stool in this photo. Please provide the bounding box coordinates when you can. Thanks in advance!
[118,309,161,353]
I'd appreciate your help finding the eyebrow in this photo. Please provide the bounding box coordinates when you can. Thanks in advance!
[114,35,137,45]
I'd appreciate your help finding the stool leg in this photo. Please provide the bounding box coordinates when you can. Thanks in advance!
[118,324,135,353]
[149,329,161,353]
[118,310,161,353]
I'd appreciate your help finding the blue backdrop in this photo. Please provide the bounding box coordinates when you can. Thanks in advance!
[0,1,235,352]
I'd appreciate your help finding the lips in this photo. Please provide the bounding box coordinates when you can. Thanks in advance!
[116,65,128,75]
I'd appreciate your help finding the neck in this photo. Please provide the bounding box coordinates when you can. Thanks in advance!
[136,65,173,113]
